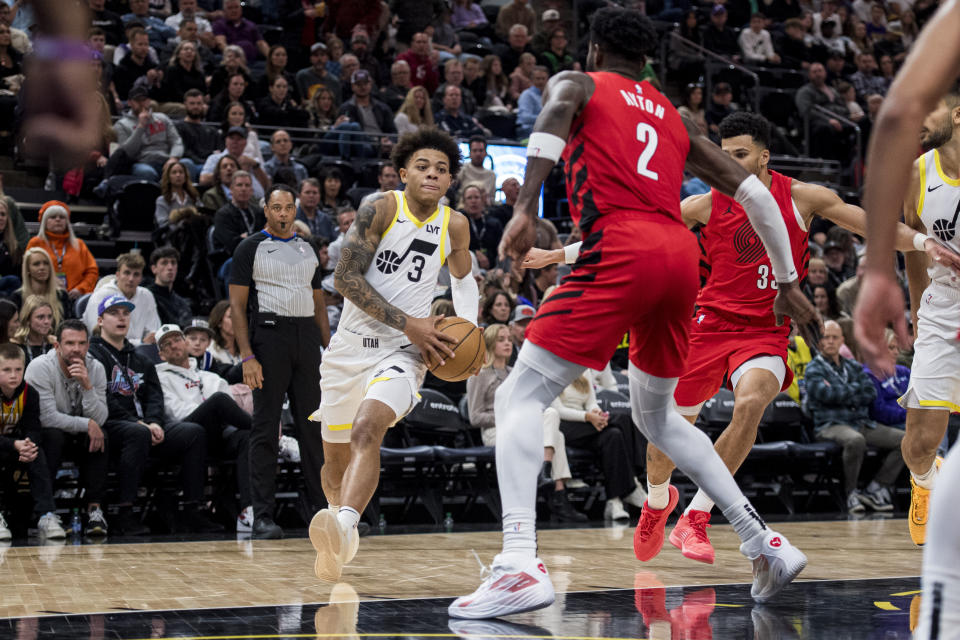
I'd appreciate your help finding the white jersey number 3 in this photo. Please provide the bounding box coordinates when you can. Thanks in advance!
[636,123,659,181]
[756,264,779,290]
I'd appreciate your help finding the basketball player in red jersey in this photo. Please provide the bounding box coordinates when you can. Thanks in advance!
[450,7,818,620]
[854,2,960,637]
[525,111,944,565]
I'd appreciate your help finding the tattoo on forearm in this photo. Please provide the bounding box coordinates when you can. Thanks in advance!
[333,194,408,331]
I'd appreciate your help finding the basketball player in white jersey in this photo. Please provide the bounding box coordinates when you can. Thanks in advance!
[308,129,480,582]
[854,1,960,636]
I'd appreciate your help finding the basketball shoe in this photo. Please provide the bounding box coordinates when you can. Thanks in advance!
[448,554,555,619]
[310,509,359,582]
[909,456,943,546]
[634,485,679,561]
[740,529,807,603]
[668,510,714,564]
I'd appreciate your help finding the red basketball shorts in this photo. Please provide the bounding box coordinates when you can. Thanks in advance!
[673,308,793,409]
[525,212,699,378]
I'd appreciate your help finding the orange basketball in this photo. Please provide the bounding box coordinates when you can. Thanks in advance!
[428,317,486,382]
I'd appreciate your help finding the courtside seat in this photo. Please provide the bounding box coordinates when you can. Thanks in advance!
[372,445,441,524]
[787,441,845,511]
[400,388,474,447]
[433,445,500,520]
[737,440,796,513]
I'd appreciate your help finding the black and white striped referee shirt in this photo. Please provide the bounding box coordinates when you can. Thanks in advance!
[230,230,322,318]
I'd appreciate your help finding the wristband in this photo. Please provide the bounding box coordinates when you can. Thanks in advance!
[563,243,580,264]
[913,233,930,252]
[33,37,95,62]
[241,355,257,364]
[526,132,566,163]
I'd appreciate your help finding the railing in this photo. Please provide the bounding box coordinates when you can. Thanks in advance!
[803,104,862,187]
[663,31,761,113]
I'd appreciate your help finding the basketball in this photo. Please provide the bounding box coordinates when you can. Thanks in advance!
[428,317,486,382]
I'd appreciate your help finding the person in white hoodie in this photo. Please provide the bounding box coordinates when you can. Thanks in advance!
[83,252,161,346]
[154,324,253,532]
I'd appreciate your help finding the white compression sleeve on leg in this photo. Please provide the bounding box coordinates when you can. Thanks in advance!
[451,272,480,323]
[735,174,798,283]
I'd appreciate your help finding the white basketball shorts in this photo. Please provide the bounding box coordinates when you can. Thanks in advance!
[899,283,960,412]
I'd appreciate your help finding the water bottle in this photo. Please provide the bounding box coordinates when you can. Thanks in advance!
[443,512,454,533]
[378,513,386,533]
[70,508,82,538]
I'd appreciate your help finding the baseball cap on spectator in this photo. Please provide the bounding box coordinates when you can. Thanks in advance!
[127,85,150,101]
[712,4,727,14]
[351,69,372,84]
[98,294,135,316]
[511,305,536,324]
[38,200,71,223]
[310,42,328,54]
[155,324,184,348]
[823,240,845,254]
[542,9,560,21]
[225,126,247,138]
[713,82,732,95]
[183,319,215,338]
[351,32,369,44]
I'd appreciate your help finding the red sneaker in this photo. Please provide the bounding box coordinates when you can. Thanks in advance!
[633,485,679,562]
[668,509,715,564]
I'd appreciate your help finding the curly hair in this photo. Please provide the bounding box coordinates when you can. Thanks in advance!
[391,127,462,176]
[718,112,771,150]
[589,6,658,62]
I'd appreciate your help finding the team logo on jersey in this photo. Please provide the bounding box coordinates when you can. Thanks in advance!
[931,200,960,242]
[733,220,766,265]
[375,238,438,274]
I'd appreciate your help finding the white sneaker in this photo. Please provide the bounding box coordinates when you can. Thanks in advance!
[278,435,301,463]
[0,513,11,541]
[87,506,108,536]
[236,506,254,533]
[740,529,807,603]
[309,509,357,582]
[604,497,630,521]
[448,554,555,619]
[37,512,66,539]
[622,480,648,510]
[565,479,588,489]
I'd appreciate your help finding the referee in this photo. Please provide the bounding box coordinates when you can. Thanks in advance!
[229,183,331,539]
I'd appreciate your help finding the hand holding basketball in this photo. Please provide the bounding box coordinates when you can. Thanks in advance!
[425,318,486,382]
[404,315,457,370]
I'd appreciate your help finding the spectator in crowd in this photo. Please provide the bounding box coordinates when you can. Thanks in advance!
[263,130,308,185]
[309,87,341,130]
[325,35,344,78]
[739,13,781,65]
[469,323,586,522]
[83,252,161,346]
[497,24,535,76]
[112,85,184,181]
[549,373,646,521]
[480,289,514,326]
[0,23,23,85]
[431,5,464,65]
[296,42,341,106]
[394,86,434,135]
[458,136,496,203]
[877,52,896,90]
[0,299,17,343]
[508,51,535,104]
[13,296,56,367]
[795,63,854,161]
[210,71,252,122]
[849,53,886,101]
[813,0,843,38]
[776,17,815,69]
[319,167,352,219]
[181,318,239,381]
[89,0,126,45]
[836,254,865,316]
[321,0,385,42]
[487,176,519,227]
[25,320,110,536]
[161,17,217,72]
[252,45,299,102]
[147,247,192,329]
[122,0,176,51]
[256,76,309,129]
[508,303,534,364]
[530,9,560,53]
[349,30,380,83]
[531,263,558,303]
[158,40,205,103]
[436,84,487,138]
[207,300,241,365]
[337,53,360,101]
[0,342,66,539]
[805,320,903,513]
[296,178,337,242]
[863,328,910,429]
[705,82,736,139]
[822,239,855,287]
[325,207,355,269]
[337,70,396,158]
[433,59,477,116]
[213,171,266,256]
[702,5,740,60]
[164,0,215,49]
[0,179,30,251]
[208,45,252,102]
[538,28,576,76]
[460,184,502,268]
[812,283,849,325]
[379,60,412,112]
[452,0,489,32]
[462,57,485,105]
[155,160,200,227]
[678,83,708,136]
[26,201,98,299]
[220,103,265,166]
[0,199,20,297]
[848,19,874,58]
[889,9,919,49]
[200,154,239,214]
[10,248,71,323]
[154,323,253,532]
[865,2,887,37]
[89,295,220,534]
[479,54,511,111]
[112,27,161,101]
[496,0,535,40]
[173,90,220,182]
[516,65,549,138]
[199,126,269,200]
[838,80,865,122]
[668,10,706,89]
[396,32,439,94]
[212,0,268,63]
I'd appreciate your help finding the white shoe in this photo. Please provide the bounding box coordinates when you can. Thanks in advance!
[622,481,648,510]
[448,554,555,619]
[604,497,629,521]
[0,513,11,541]
[741,529,807,603]
[37,512,66,539]
[310,509,357,582]
[278,435,301,463]
[236,506,254,533]
[565,479,588,489]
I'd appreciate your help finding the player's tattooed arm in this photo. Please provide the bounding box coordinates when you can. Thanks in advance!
[333,192,409,331]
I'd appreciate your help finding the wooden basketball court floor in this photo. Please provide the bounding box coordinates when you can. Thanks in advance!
[0,516,925,639]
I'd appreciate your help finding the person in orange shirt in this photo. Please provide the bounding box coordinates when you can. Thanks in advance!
[26,201,99,300]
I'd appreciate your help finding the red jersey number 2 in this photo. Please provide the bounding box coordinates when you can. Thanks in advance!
[636,123,659,181]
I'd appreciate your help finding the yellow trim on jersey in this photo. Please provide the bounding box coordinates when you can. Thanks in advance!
[439,205,452,266]
[366,376,391,389]
[327,423,353,431]
[935,150,960,187]
[918,154,928,218]
[402,193,441,229]
[917,399,960,412]
[381,193,401,239]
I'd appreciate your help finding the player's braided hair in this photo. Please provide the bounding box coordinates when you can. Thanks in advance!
[718,112,772,150]
[589,6,658,62]
[391,127,462,176]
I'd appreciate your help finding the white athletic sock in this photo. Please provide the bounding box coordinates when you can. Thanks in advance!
[337,506,360,531]
[501,508,537,564]
[685,489,715,516]
[722,497,768,552]
[646,480,671,510]
[329,504,340,513]
[912,458,939,490]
